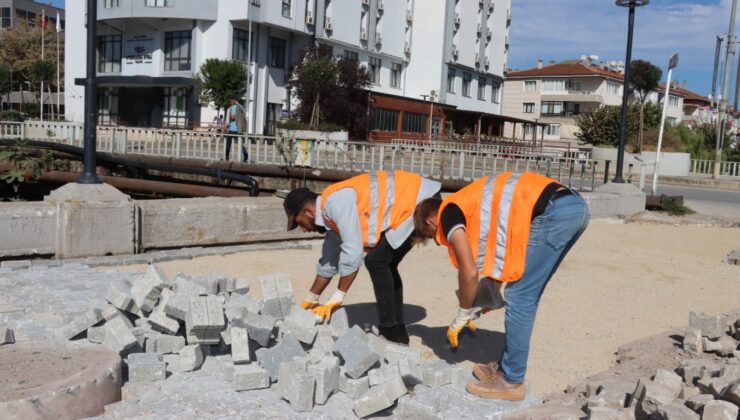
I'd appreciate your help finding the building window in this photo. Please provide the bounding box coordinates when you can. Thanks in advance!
[163,87,190,128]
[403,112,427,133]
[232,28,252,62]
[282,0,291,18]
[667,116,677,125]
[97,35,122,73]
[491,81,500,103]
[390,62,401,88]
[568,80,582,91]
[524,81,536,92]
[541,80,565,91]
[477,76,486,100]
[447,67,456,93]
[523,124,535,136]
[164,31,192,71]
[372,108,399,131]
[668,96,679,107]
[104,0,120,7]
[606,81,621,94]
[541,101,563,115]
[368,57,381,85]
[146,0,173,6]
[1,7,12,28]
[544,124,560,136]
[343,50,358,61]
[97,88,119,125]
[270,37,286,68]
[522,102,535,113]
[265,103,281,135]
[462,72,471,97]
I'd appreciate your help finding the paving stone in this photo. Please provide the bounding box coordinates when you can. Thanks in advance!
[398,358,425,387]
[689,311,728,340]
[332,326,379,379]
[396,388,451,418]
[707,375,737,398]
[329,307,349,337]
[147,288,180,335]
[653,369,683,397]
[127,353,166,382]
[105,286,143,317]
[255,333,305,380]
[172,275,209,296]
[236,312,276,347]
[163,291,191,321]
[185,295,224,345]
[421,360,454,387]
[587,406,636,420]
[233,364,270,391]
[678,359,721,384]
[720,380,740,405]
[283,307,320,344]
[224,294,261,323]
[276,358,315,412]
[309,355,340,405]
[352,375,407,418]
[180,344,204,371]
[87,325,105,344]
[368,363,401,386]
[367,333,389,361]
[384,342,422,364]
[187,274,221,295]
[339,369,370,399]
[0,324,15,345]
[220,325,232,345]
[682,327,702,354]
[103,314,138,353]
[130,265,168,312]
[727,249,740,265]
[231,278,250,295]
[231,326,251,364]
[259,273,294,319]
[145,334,185,354]
[653,402,700,420]
[309,326,335,357]
[632,378,679,418]
[60,307,103,339]
[702,400,738,420]
[677,385,701,400]
[685,393,715,412]
[586,379,636,410]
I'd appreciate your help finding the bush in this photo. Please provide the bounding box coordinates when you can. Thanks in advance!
[0,110,24,121]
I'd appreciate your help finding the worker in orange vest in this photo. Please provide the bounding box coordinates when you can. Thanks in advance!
[413,171,589,400]
[283,170,441,344]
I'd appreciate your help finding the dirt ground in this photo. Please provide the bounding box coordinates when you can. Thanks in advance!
[110,220,740,397]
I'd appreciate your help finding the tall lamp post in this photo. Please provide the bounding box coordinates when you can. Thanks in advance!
[613,0,649,183]
[78,0,101,184]
[651,53,679,195]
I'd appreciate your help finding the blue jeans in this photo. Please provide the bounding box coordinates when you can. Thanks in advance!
[499,190,590,384]
[225,130,248,162]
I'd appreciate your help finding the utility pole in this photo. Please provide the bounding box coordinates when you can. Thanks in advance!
[714,0,737,179]
[78,0,101,184]
[711,36,723,107]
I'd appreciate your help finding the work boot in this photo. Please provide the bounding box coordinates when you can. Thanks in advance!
[466,375,525,401]
[472,361,501,383]
[377,325,409,345]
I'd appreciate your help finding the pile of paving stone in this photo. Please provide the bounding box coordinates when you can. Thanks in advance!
[61,265,529,418]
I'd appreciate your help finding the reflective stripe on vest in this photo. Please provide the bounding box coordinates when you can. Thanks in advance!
[493,173,521,278]
[382,171,395,232]
[367,172,380,247]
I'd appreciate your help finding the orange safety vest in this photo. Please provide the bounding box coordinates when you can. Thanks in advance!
[435,172,556,282]
[320,170,423,247]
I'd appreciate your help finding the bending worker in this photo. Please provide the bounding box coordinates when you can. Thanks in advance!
[283,170,440,344]
[413,171,589,400]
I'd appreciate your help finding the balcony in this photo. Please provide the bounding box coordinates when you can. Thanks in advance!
[98,0,218,21]
[541,91,601,103]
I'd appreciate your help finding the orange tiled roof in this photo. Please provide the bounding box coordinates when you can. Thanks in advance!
[506,63,624,80]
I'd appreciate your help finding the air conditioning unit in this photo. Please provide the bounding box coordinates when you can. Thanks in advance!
[375,33,382,44]
[404,42,411,54]
[377,0,384,11]
[406,10,413,22]
[305,11,314,25]
[324,17,332,31]
[360,29,367,41]
[454,14,461,25]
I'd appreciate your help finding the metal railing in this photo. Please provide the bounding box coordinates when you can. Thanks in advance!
[690,159,740,177]
[0,121,661,191]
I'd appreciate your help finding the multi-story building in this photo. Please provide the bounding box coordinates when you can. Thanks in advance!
[0,0,64,29]
[64,0,515,138]
[502,58,686,144]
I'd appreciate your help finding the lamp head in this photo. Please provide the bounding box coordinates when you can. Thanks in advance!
[615,0,649,7]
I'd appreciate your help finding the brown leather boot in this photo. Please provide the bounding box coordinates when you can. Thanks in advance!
[466,375,525,401]
[472,361,501,383]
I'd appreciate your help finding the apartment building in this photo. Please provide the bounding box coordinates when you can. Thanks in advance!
[0,0,64,29]
[64,0,514,138]
[502,59,686,143]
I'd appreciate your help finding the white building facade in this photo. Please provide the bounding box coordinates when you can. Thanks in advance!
[65,0,511,136]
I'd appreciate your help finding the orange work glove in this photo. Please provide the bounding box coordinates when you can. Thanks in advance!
[300,292,320,310]
[447,307,477,349]
[311,289,346,322]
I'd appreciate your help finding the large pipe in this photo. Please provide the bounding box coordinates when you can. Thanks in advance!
[79,0,101,184]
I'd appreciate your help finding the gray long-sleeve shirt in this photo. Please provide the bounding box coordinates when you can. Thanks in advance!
[315,178,441,278]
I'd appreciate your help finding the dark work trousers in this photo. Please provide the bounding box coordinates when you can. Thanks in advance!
[365,232,414,328]
[225,130,248,162]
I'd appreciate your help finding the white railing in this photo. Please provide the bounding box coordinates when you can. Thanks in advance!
[690,159,740,178]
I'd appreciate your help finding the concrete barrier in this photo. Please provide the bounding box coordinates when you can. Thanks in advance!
[639,151,691,177]
[0,202,56,257]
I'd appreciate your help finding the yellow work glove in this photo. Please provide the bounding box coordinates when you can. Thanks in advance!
[300,292,320,310]
[312,289,346,322]
[447,307,477,349]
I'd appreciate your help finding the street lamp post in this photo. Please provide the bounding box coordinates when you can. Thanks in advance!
[613,0,649,183]
[420,94,429,142]
[78,0,101,184]
[651,53,679,195]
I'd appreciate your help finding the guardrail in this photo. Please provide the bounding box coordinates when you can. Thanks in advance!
[690,159,740,178]
[1,121,663,191]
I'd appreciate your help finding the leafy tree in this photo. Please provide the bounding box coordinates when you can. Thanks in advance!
[0,65,10,111]
[629,60,662,152]
[575,105,639,147]
[194,59,247,116]
[290,44,371,138]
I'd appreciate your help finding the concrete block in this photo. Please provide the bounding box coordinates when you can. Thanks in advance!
[147,288,180,335]
[220,325,231,345]
[720,381,740,405]
[127,353,166,382]
[339,369,370,399]
[451,366,475,386]
[233,364,270,391]
[396,395,439,419]
[398,358,425,387]
[329,307,349,337]
[705,376,737,398]
[0,202,56,258]
[163,291,191,321]
[0,324,15,345]
[385,342,421,365]
[231,327,250,364]
[105,287,143,317]
[100,305,123,321]
[283,307,320,344]
[255,333,305,380]
[333,326,379,379]
[276,358,315,412]
[653,402,699,420]
[309,355,340,405]
[632,378,678,418]
[309,326,335,357]
[704,336,737,357]
[224,294,261,323]
[368,364,401,386]
[684,394,715,412]
[421,360,454,387]
[367,333,388,360]
[188,275,221,295]
[87,326,105,344]
[586,380,636,410]
[719,365,740,381]
[231,278,250,295]
[594,182,646,217]
[259,273,294,319]
[702,400,738,420]
[179,344,204,372]
[353,376,407,418]
[185,295,224,345]
[60,307,103,339]
[172,275,208,296]
[130,265,168,312]
[145,334,185,354]
[653,369,683,398]
[677,359,721,384]
[678,385,700,400]
[587,406,636,420]
[682,327,702,354]
[236,312,276,347]
[689,311,728,340]
[103,315,138,353]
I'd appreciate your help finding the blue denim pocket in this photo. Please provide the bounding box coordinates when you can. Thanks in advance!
[544,197,588,251]
[527,213,548,247]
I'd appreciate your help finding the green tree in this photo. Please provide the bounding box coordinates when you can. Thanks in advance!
[629,60,662,152]
[0,65,10,111]
[29,60,55,110]
[194,59,247,116]
[575,105,639,147]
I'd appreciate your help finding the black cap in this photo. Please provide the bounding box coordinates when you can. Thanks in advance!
[283,187,318,231]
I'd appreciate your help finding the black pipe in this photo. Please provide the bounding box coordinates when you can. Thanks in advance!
[0,140,260,196]
[79,0,101,184]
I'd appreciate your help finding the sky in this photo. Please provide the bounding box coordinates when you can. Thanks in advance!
[44,0,737,100]
[509,0,738,101]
